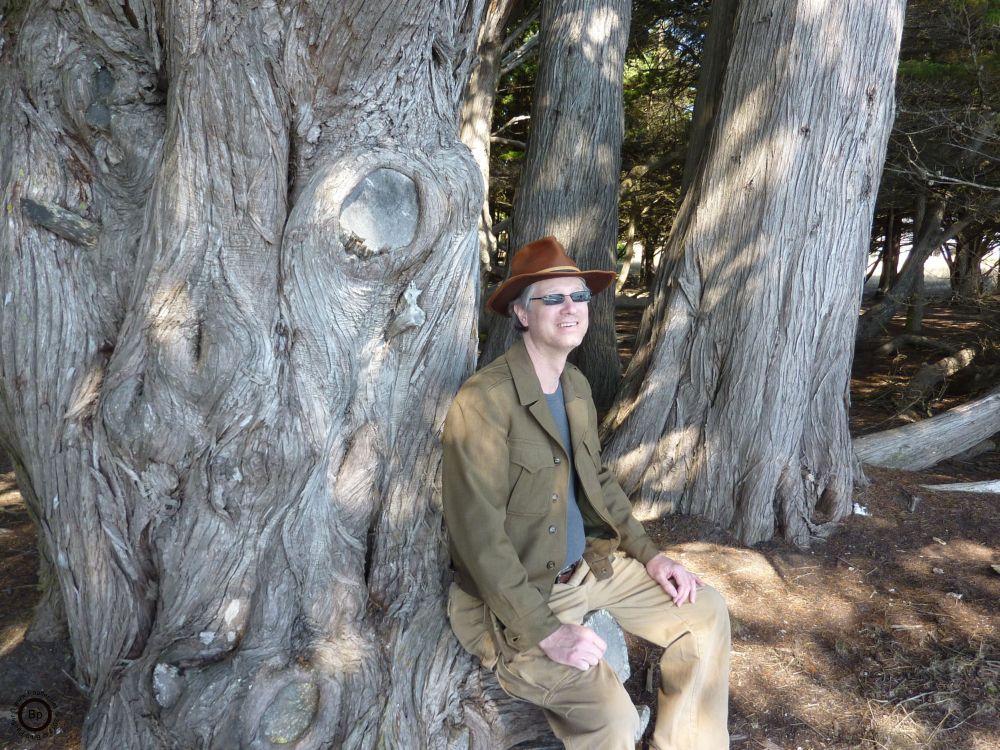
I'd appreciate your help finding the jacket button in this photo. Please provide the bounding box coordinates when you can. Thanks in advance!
[553,456,561,464]
[546,561,556,570]
[548,525,557,534]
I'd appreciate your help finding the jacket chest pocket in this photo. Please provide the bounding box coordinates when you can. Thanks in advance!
[507,440,555,516]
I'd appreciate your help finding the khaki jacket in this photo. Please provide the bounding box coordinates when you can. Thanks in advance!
[442,340,660,656]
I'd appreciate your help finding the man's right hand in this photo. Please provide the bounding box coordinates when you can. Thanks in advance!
[538,624,607,671]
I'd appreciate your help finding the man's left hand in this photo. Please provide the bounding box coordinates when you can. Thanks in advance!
[646,553,703,606]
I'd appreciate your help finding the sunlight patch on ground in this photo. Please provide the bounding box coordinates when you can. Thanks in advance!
[938,539,997,563]
[730,655,861,741]
[865,703,935,750]
[0,622,27,657]
[1,471,20,507]
[969,729,1000,749]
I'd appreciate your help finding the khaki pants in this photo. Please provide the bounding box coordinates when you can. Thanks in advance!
[449,555,730,750]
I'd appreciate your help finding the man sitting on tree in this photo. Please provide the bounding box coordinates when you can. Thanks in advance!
[442,236,731,749]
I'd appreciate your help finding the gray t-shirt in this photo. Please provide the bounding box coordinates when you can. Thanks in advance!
[545,384,587,569]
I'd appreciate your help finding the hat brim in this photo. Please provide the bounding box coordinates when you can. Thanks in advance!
[486,269,617,316]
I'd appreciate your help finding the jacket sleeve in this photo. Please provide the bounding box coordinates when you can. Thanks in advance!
[442,389,563,652]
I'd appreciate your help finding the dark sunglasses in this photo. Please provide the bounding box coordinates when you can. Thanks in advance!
[529,290,593,306]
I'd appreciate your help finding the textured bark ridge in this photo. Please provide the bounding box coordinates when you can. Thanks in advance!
[0,1,556,747]
[601,0,906,546]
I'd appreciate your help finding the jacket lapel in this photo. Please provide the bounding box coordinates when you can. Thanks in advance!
[561,368,590,459]
[506,340,566,452]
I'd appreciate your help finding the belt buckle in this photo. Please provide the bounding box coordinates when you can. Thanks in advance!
[554,559,580,584]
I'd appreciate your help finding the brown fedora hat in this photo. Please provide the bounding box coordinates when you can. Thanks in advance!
[486,236,617,316]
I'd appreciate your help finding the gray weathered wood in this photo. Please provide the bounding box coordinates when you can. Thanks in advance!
[854,384,1000,471]
[900,347,977,406]
[20,198,100,247]
[0,0,563,747]
[460,0,521,283]
[919,479,1000,493]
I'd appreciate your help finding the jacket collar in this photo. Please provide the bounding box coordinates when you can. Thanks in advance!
[507,338,545,406]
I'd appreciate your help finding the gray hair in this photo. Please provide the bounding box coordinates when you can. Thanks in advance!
[508,282,537,332]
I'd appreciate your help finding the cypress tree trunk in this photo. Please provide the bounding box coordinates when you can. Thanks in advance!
[601,0,906,546]
[460,0,522,284]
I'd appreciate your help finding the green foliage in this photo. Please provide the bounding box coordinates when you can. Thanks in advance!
[897,60,976,82]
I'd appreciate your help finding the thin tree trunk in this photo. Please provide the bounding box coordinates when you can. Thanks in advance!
[601,0,905,547]
[876,208,900,295]
[479,0,629,410]
[460,0,523,284]
[905,271,926,333]
[616,208,639,294]
[0,1,558,747]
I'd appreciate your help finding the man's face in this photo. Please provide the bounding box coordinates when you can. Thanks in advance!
[514,276,591,357]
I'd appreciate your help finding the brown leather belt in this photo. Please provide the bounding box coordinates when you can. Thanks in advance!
[554,559,581,584]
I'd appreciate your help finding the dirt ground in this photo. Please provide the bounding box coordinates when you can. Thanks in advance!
[1,297,998,749]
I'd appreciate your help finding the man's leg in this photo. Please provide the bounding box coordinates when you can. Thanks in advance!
[588,556,731,750]
[493,580,640,750]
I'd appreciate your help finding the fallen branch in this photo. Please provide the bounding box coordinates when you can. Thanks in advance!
[875,335,956,356]
[615,294,651,309]
[899,347,977,406]
[490,136,526,150]
[919,479,1000,493]
[854,384,1000,470]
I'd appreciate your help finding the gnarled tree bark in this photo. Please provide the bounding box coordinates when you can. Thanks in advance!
[0,1,557,747]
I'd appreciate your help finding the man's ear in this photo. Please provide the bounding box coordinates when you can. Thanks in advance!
[511,303,527,328]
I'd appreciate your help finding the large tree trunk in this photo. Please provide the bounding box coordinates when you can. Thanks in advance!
[0,1,557,747]
[480,0,629,410]
[601,0,905,546]
[953,231,990,297]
